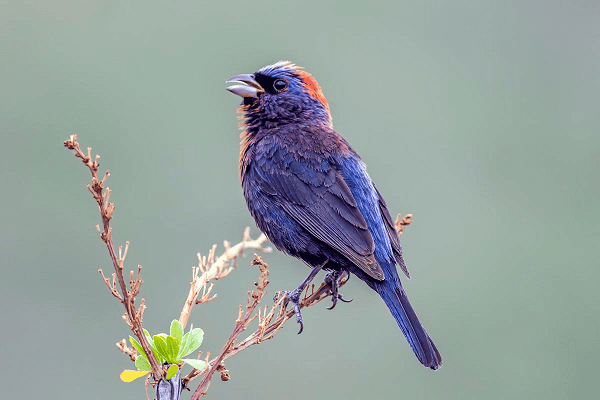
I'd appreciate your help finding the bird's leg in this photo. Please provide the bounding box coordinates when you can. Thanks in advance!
[275,259,328,334]
[324,269,353,310]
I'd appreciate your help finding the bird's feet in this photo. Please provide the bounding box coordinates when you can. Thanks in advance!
[274,287,305,334]
[324,270,352,310]
[272,259,329,335]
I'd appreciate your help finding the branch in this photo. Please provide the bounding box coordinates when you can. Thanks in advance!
[178,227,271,330]
[63,134,163,380]
[186,255,350,399]
[116,338,137,362]
[395,213,413,236]
[188,255,270,399]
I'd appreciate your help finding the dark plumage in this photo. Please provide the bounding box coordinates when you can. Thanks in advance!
[226,61,442,370]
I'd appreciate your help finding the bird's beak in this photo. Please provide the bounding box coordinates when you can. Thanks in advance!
[226,74,264,98]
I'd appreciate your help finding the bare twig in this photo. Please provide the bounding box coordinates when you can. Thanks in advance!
[178,227,271,330]
[225,273,349,359]
[187,255,351,399]
[116,338,138,362]
[63,134,163,380]
[189,255,271,399]
[395,213,413,236]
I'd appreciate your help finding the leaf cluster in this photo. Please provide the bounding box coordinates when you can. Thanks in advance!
[124,320,206,382]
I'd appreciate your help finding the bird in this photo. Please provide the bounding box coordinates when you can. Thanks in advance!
[226,61,442,370]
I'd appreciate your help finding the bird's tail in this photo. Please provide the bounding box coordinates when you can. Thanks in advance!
[373,277,442,370]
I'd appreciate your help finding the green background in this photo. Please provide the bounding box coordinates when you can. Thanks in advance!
[1,1,598,399]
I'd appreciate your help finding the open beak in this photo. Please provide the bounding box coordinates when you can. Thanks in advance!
[226,74,264,98]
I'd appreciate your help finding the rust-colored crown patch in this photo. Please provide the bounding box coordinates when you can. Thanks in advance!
[297,70,329,109]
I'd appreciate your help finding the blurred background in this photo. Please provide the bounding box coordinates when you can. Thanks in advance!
[1,1,599,399]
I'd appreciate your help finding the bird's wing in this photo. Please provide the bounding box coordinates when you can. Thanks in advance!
[252,154,385,280]
[374,184,410,278]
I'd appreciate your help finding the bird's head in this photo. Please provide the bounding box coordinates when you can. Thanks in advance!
[227,61,332,128]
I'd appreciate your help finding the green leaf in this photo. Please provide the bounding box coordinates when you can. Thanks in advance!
[153,335,168,363]
[166,335,180,363]
[129,336,146,358]
[178,332,191,359]
[135,355,152,371]
[179,328,204,358]
[166,364,179,380]
[182,359,207,371]
[170,320,183,342]
[188,328,204,344]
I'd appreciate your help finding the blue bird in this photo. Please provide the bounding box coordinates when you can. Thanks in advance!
[226,61,442,370]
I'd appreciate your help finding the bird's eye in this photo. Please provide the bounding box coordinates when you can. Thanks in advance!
[273,79,288,93]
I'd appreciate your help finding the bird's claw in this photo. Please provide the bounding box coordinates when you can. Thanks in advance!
[324,270,353,310]
[273,259,329,335]
[327,292,353,310]
[276,288,305,334]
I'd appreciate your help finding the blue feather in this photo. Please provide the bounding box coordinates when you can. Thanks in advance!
[339,155,441,369]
